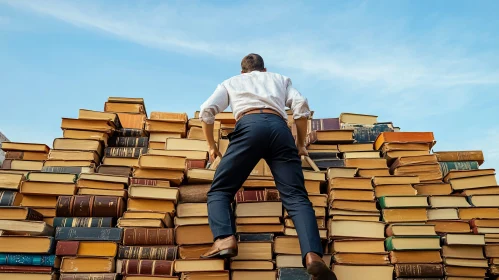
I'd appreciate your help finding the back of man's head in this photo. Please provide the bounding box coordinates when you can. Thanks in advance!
[241,53,266,73]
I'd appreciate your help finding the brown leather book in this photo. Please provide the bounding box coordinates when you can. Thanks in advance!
[120,259,173,276]
[129,178,171,188]
[178,185,210,203]
[108,137,148,148]
[60,273,118,280]
[5,151,48,161]
[434,150,484,165]
[105,147,147,158]
[0,265,53,273]
[394,264,444,277]
[117,245,177,260]
[186,159,206,169]
[56,195,124,217]
[235,190,265,202]
[96,165,132,177]
[123,228,175,246]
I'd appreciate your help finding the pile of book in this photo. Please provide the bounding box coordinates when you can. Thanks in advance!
[0,98,498,280]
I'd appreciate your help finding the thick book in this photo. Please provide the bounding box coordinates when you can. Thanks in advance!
[0,220,53,236]
[278,268,311,280]
[120,259,173,276]
[434,150,484,165]
[342,123,394,143]
[307,130,354,144]
[237,233,274,242]
[60,273,118,280]
[5,151,48,161]
[439,161,479,176]
[0,254,56,267]
[55,227,123,241]
[105,101,145,114]
[0,206,43,221]
[108,137,149,148]
[52,217,114,228]
[104,147,147,158]
[41,166,94,174]
[123,228,175,246]
[78,109,122,127]
[178,184,210,203]
[0,172,24,190]
[0,265,53,273]
[117,113,147,130]
[129,178,171,188]
[309,118,340,131]
[394,264,444,277]
[0,236,54,254]
[1,142,50,153]
[56,195,124,218]
[56,241,118,257]
[0,190,22,206]
[117,245,177,260]
[116,128,147,137]
[60,257,115,273]
[374,132,435,150]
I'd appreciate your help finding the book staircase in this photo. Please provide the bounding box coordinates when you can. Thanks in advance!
[0,96,497,280]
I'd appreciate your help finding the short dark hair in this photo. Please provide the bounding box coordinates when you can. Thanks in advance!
[241,53,265,73]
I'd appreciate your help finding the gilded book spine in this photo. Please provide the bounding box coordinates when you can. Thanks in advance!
[0,191,19,206]
[117,245,177,260]
[104,147,147,158]
[53,217,114,228]
[120,259,173,276]
[122,228,174,246]
[116,128,146,137]
[108,137,149,148]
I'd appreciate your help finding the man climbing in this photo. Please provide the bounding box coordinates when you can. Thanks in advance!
[199,53,336,280]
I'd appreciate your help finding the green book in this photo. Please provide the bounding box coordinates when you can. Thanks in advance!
[439,161,479,177]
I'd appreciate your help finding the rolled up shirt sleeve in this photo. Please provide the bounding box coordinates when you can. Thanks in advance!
[285,78,311,119]
[200,84,230,124]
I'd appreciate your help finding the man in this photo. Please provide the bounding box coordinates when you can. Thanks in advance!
[199,54,336,280]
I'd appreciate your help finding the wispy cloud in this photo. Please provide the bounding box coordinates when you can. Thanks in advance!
[2,0,498,94]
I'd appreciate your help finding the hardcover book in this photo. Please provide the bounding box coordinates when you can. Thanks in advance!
[55,227,123,241]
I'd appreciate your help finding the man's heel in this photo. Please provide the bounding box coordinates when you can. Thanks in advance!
[218,248,238,258]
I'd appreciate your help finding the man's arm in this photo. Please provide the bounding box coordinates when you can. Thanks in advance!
[284,78,311,156]
[294,117,309,156]
[200,84,229,161]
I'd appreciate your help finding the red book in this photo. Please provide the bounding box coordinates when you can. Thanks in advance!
[0,265,53,273]
[235,190,265,202]
[120,260,173,276]
[186,159,206,169]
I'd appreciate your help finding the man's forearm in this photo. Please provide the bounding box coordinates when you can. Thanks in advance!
[294,117,308,148]
[202,122,217,148]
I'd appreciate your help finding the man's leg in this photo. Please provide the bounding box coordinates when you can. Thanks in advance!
[206,116,265,243]
[264,116,323,262]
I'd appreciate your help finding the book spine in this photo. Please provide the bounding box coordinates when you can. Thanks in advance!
[93,196,123,218]
[120,259,173,276]
[73,195,93,217]
[437,151,484,163]
[186,159,206,169]
[56,196,75,217]
[345,124,393,143]
[4,151,23,160]
[41,166,85,175]
[438,161,479,176]
[0,254,56,266]
[308,152,340,160]
[96,166,131,177]
[56,241,80,256]
[235,190,265,202]
[265,189,281,201]
[378,196,388,209]
[109,137,149,148]
[60,273,117,280]
[178,185,210,203]
[0,265,53,273]
[384,236,394,251]
[117,246,177,260]
[310,118,340,131]
[123,228,174,246]
[394,264,444,277]
[105,147,147,158]
[55,227,123,241]
[53,217,114,228]
[237,233,274,242]
[130,178,158,186]
[26,209,44,221]
[0,191,18,206]
[116,128,146,137]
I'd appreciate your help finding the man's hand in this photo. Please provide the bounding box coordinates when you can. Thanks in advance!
[297,145,309,157]
[209,146,223,162]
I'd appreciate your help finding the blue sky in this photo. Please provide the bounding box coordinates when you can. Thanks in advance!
[0,0,498,172]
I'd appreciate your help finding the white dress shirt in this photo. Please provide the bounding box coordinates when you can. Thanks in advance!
[199,71,311,124]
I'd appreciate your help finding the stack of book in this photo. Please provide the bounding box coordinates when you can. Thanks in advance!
[441,233,487,279]
[0,142,49,172]
[0,171,24,207]
[105,97,147,131]
[0,206,57,280]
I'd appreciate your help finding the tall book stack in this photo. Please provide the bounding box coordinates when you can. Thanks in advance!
[55,195,123,279]
[105,97,147,131]
[0,206,57,280]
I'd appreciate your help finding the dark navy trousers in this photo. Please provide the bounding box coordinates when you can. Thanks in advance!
[207,113,323,264]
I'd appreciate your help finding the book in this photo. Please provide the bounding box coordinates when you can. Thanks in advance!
[178,185,210,203]
[333,265,394,280]
[78,189,126,199]
[61,118,115,133]
[235,202,283,217]
[0,236,54,253]
[378,196,429,208]
[0,272,57,279]
[78,109,121,126]
[122,212,173,228]
[443,168,495,182]
[127,198,175,213]
[429,196,470,208]
[117,218,163,228]
[344,158,387,168]
[5,151,48,161]
[232,271,276,280]
[0,220,53,236]
[120,259,173,276]
[0,190,22,206]
[434,150,484,165]
[386,224,437,236]
[174,259,224,272]
[145,120,187,137]
[0,254,57,267]
[108,137,148,147]
[116,114,147,130]
[0,172,24,190]
[385,236,441,250]
[55,227,123,241]
[374,184,417,197]
[41,166,95,174]
[52,217,114,228]
[56,241,117,257]
[232,242,272,260]
[231,260,274,270]
[394,264,444,277]
[328,220,385,239]
[439,161,480,176]
[308,118,340,131]
[149,149,208,161]
[427,209,459,220]
[123,228,175,246]
[175,224,213,245]
[63,129,110,144]
[117,245,177,260]
[53,138,103,156]
[332,240,386,253]
[458,208,499,219]
[105,147,147,158]
[138,155,186,171]
[343,123,394,143]
[96,165,131,176]
[413,183,452,195]
[179,271,229,280]
[307,130,354,144]
[276,255,331,268]
[2,160,43,171]
[339,113,378,125]
[21,181,76,196]
[374,132,435,150]
[129,185,178,202]
[237,233,274,242]
[60,274,118,280]
[381,142,431,152]
[60,257,115,273]
[389,251,442,264]
[329,189,374,201]
[442,233,485,245]
[0,207,43,221]
[334,253,390,265]
[27,172,77,183]
[105,102,145,114]
[382,208,428,223]
[373,176,420,185]
[329,177,372,190]
[48,150,100,162]
[1,142,50,153]
[132,168,184,185]
[56,196,124,217]
[442,245,485,259]
[449,174,498,190]
[177,203,207,218]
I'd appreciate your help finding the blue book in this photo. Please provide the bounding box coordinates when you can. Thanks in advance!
[0,254,56,266]
[55,227,122,241]
[278,268,310,280]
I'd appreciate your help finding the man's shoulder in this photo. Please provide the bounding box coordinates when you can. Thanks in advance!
[223,71,288,83]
